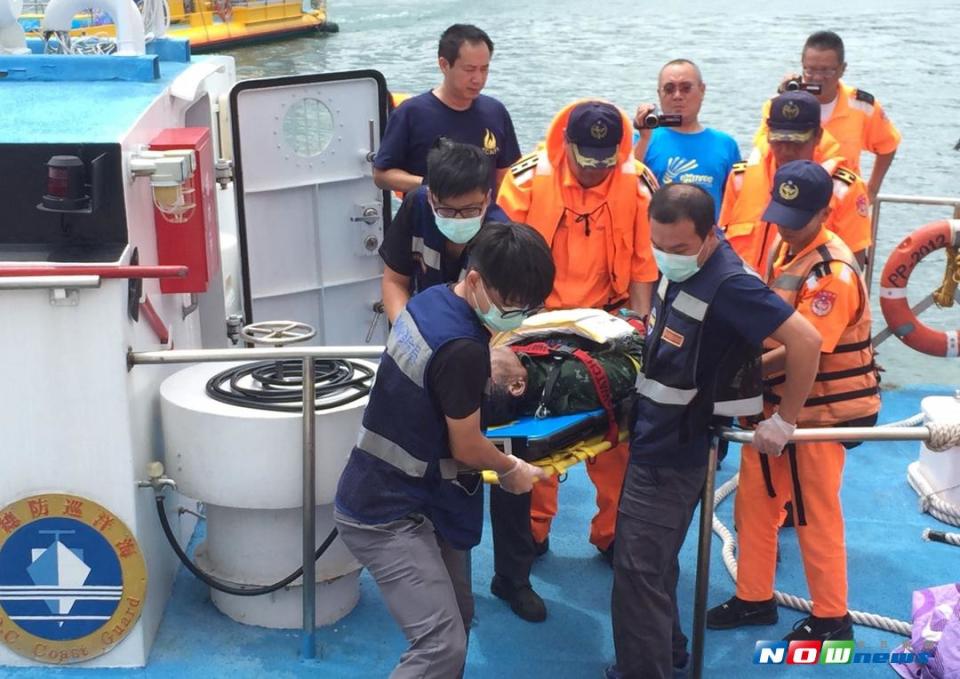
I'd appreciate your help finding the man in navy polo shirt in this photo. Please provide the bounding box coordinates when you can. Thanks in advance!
[607,184,822,679]
[373,24,521,194]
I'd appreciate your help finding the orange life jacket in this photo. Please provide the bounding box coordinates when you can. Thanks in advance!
[720,147,866,273]
[754,82,901,176]
[505,101,656,307]
[763,232,880,427]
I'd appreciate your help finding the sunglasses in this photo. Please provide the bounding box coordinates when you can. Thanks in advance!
[660,82,696,95]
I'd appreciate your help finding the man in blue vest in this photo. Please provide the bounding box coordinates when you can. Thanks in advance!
[380,137,508,324]
[607,184,823,679]
[335,221,556,679]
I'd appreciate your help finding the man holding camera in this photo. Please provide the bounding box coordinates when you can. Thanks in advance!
[632,59,740,220]
[492,100,659,621]
[753,31,900,202]
[719,91,871,272]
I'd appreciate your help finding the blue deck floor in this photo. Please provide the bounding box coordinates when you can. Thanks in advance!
[6,386,957,678]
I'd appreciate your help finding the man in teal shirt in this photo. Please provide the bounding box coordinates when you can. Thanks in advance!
[633,59,740,220]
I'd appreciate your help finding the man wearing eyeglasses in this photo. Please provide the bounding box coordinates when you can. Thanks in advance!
[720,91,872,272]
[336,222,555,679]
[380,138,508,324]
[753,31,901,202]
[632,59,740,221]
[491,100,659,622]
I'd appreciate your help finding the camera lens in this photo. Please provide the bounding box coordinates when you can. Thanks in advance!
[643,113,660,128]
[785,80,801,92]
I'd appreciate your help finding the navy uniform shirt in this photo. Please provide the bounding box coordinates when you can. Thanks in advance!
[634,265,794,467]
[374,91,521,191]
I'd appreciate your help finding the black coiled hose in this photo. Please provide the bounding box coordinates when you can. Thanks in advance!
[156,495,339,597]
[205,359,374,412]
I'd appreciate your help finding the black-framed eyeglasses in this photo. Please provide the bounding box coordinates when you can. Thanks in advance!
[498,305,544,320]
[433,205,486,219]
[660,82,696,95]
[479,278,543,319]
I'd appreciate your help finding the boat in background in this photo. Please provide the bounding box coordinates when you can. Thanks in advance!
[17,0,338,52]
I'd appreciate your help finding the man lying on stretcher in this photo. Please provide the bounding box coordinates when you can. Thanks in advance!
[484,308,645,431]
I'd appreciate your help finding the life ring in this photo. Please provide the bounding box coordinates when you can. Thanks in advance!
[879,219,960,357]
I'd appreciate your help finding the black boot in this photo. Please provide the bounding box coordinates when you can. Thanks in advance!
[783,613,853,641]
[706,595,778,629]
[491,575,547,622]
[534,537,549,558]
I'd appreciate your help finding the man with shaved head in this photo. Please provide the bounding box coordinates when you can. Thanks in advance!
[633,59,740,220]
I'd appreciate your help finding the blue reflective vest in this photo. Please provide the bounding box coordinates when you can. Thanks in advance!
[335,284,489,549]
[631,238,763,466]
[407,186,509,294]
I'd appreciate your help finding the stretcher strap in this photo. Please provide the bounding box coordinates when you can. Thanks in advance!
[512,340,619,445]
[570,347,619,445]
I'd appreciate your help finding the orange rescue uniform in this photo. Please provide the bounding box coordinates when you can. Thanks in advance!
[719,144,871,274]
[753,82,901,177]
[497,100,659,550]
[735,229,879,618]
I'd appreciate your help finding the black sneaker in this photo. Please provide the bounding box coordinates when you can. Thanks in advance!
[491,575,547,623]
[534,537,549,558]
[783,613,853,641]
[706,596,778,629]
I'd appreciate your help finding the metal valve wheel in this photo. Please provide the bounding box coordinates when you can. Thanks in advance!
[240,320,316,346]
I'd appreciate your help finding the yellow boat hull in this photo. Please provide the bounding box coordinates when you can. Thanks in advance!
[20,1,335,52]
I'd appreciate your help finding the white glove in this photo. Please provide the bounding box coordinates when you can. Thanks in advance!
[753,412,796,457]
[498,455,547,494]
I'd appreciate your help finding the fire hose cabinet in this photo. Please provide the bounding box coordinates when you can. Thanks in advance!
[150,127,221,294]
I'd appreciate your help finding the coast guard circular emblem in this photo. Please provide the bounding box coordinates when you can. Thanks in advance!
[0,494,147,664]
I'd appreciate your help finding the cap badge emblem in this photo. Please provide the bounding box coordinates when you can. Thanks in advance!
[779,180,800,201]
[782,102,801,120]
[590,121,608,140]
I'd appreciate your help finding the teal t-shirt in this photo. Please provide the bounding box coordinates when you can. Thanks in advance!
[642,127,741,220]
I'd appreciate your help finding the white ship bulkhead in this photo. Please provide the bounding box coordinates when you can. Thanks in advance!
[2,0,389,661]
[0,52,236,669]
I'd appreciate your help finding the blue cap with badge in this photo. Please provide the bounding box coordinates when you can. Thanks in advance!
[565,101,622,168]
[767,91,821,143]
[762,159,833,230]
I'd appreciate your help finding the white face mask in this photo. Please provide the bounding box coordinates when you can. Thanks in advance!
[652,238,706,283]
[434,212,484,244]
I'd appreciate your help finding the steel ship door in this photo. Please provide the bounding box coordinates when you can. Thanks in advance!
[228,70,390,345]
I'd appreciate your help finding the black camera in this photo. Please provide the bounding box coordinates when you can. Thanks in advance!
[637,112,683,129]
[784,79,822,95]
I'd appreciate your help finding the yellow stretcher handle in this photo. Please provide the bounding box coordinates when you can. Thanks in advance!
[482,429,629,484]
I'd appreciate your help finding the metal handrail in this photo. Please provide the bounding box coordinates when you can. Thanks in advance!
[0,275,100,290]
[129,344,384,367]
[129,343,382,660]
[718,425,931,444]
[865,193,960,293]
